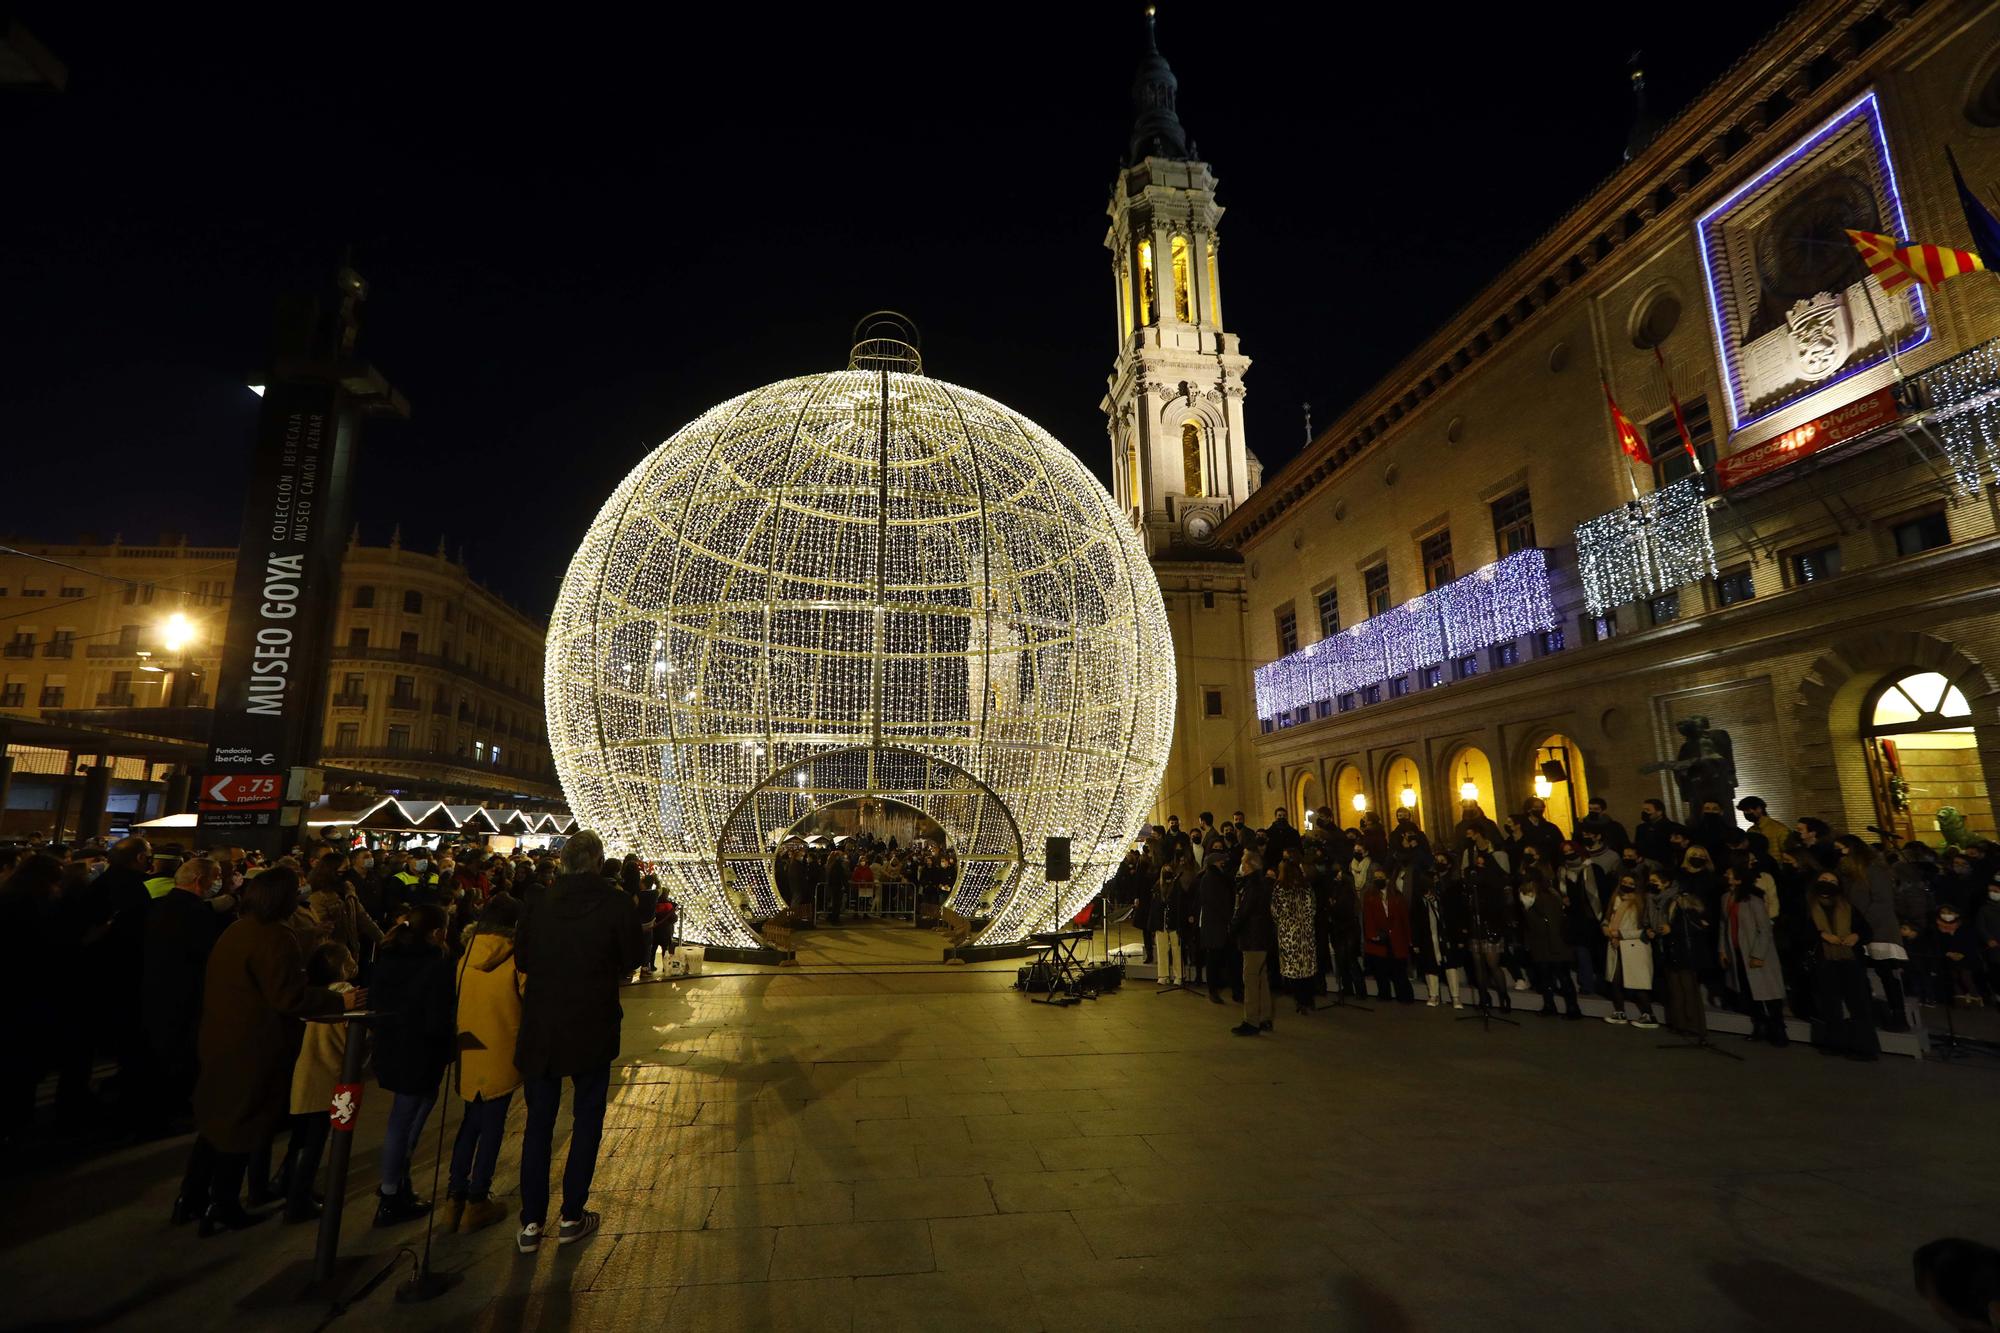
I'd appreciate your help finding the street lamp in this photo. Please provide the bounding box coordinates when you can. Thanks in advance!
[146,612,202,707]
[160,612,193,653]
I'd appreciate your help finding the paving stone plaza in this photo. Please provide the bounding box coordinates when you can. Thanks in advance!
[4,931,1990,1332]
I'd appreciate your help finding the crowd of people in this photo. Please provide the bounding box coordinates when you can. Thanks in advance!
[769,834,958,926]
[0,827,659,1253]
[1109,794,2000,1055]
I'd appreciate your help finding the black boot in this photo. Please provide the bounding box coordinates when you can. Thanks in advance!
[198,1204,268,1238]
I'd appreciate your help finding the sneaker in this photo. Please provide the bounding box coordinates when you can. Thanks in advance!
[1452,1000,1464,1010]
[1630,1015,1661,1031]
[1511,979,1530,992]
[1425,996,1439,1008]
[1604,1011,1628,1025]
[517,1220,544,1254]
[1231,1022,1260,1036]
[557,1212,600,1245]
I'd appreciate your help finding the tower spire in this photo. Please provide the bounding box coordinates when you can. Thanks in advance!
[1128,6,1191,166]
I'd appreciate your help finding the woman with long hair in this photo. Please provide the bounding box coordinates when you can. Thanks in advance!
[1720,862,1788,1045]
[1833,833,1907,1032]
[1411,852,1470,1009]
[1601,873,1660,1029]
[1272,858,1320,1014]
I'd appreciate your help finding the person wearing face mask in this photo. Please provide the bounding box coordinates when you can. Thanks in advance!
[1323,845,1365,999]
[1272,858,1320,1014]
[1653,878,1715,1038]
[1196,838,1237,1006]
[1411,853,1469,1009]
[1517,866,1583,1019]
[1632,799,1684,870]
[1720,864,1788,1045]
[1360,866,1413,1004]
[1560,840,1608,997]
[1601,874,1660,1029]
[1464,848,1516,1012]
[1924,901,1980,1007]
[1807,871,1878,1060]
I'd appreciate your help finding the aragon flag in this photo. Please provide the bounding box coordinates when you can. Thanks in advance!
[1846,228,1982,294]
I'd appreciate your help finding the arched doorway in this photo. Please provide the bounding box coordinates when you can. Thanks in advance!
[1292,768,1323,832]
[1333,763,1366,829]
[1441,743,1496,831]
[1528,734,1590,836]
[1384,753,1423,835]
[1862,671,1995,843]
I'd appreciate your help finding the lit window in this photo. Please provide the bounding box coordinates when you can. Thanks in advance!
[1181,421,1203,497]
[1170,234,1192,322]
[1136,238,1155,325]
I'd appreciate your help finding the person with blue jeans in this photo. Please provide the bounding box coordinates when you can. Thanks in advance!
[367,904,456,1226]
[512,832,637,1252]
[444,895,527,1232]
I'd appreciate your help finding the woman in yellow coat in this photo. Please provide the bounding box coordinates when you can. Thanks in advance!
[444,896,526,1233]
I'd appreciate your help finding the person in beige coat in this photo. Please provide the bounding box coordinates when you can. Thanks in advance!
[445,897,526,1232]
[276,943,358,1222]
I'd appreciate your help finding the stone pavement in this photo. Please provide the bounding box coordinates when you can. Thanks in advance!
[3,966,1995,1331]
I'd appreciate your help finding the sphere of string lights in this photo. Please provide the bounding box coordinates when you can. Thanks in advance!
[545,332,1174,948]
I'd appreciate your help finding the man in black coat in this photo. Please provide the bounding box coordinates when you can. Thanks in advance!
[90,836,156,1113]
[1228,853,1278,1035]
[1196,842,1236,1006]
[141,856,230,1130]
[1264,809,1301,862]
[1633,800,1684,869]
[512,831,633,1249]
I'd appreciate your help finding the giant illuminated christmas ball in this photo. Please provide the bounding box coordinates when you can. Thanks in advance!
[546,330,1174,948]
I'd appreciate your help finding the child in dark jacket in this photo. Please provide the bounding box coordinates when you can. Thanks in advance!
[368,904,457,1225]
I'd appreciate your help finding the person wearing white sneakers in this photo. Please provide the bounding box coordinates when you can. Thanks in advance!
[1601,874,1661,1029]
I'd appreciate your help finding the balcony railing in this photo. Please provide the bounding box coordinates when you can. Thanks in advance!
[330,692,369,708]
[2,644,32,659]
[1254,547,1559,724]
[387,693,422,711]
[88,643,143,658]
[41,642,75,658]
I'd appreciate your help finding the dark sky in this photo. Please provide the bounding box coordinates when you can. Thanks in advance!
[2,2,1796,614]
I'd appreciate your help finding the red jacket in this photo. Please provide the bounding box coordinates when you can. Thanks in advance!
[1362,888,1411,958]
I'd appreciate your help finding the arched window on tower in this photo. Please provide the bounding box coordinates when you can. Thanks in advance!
[1206,243,1222,327]
[1136,238,1155,325]
[1170,234,1192,322]
[1125,445,1144,526]
[1181,421,1204,497]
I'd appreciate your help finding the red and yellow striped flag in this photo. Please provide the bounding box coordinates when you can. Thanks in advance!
[1603,381,1651,466]
[1847,228,1984,293]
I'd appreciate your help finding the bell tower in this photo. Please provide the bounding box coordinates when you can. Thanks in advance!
[1102,7,1259,831]
[1102,6,1257,560]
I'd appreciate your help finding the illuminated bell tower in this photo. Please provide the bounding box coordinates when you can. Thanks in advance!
[1102,7,1259,830]
[1102,6,1257,560]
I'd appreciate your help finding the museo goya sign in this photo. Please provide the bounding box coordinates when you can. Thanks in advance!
[199,382,352,837]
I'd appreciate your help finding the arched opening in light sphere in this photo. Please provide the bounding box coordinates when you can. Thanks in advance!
[546,368,1175,948]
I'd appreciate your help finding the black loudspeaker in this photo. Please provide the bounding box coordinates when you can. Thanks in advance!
[1045,835,1071,882]
[1540,759,1570,784]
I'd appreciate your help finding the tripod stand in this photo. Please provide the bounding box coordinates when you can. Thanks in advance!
[1457,875,1518,1030]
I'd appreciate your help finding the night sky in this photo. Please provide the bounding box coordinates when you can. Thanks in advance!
[2,3,1795,614]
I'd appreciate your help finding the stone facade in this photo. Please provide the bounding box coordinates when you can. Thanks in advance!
[1213,0,2000,844]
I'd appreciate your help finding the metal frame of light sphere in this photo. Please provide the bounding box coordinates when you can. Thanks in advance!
[546,351,1174,949]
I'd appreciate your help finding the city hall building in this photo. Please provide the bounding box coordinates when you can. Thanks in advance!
[1125,0,2000,845]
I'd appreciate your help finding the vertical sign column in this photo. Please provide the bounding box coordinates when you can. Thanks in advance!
[197,382,352,853]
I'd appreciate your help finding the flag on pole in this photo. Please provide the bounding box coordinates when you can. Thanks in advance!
[1846,228,1983,294]
[1946,145,2000,272]
[1603,380,1651,466]
[1652,345,1697,464]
